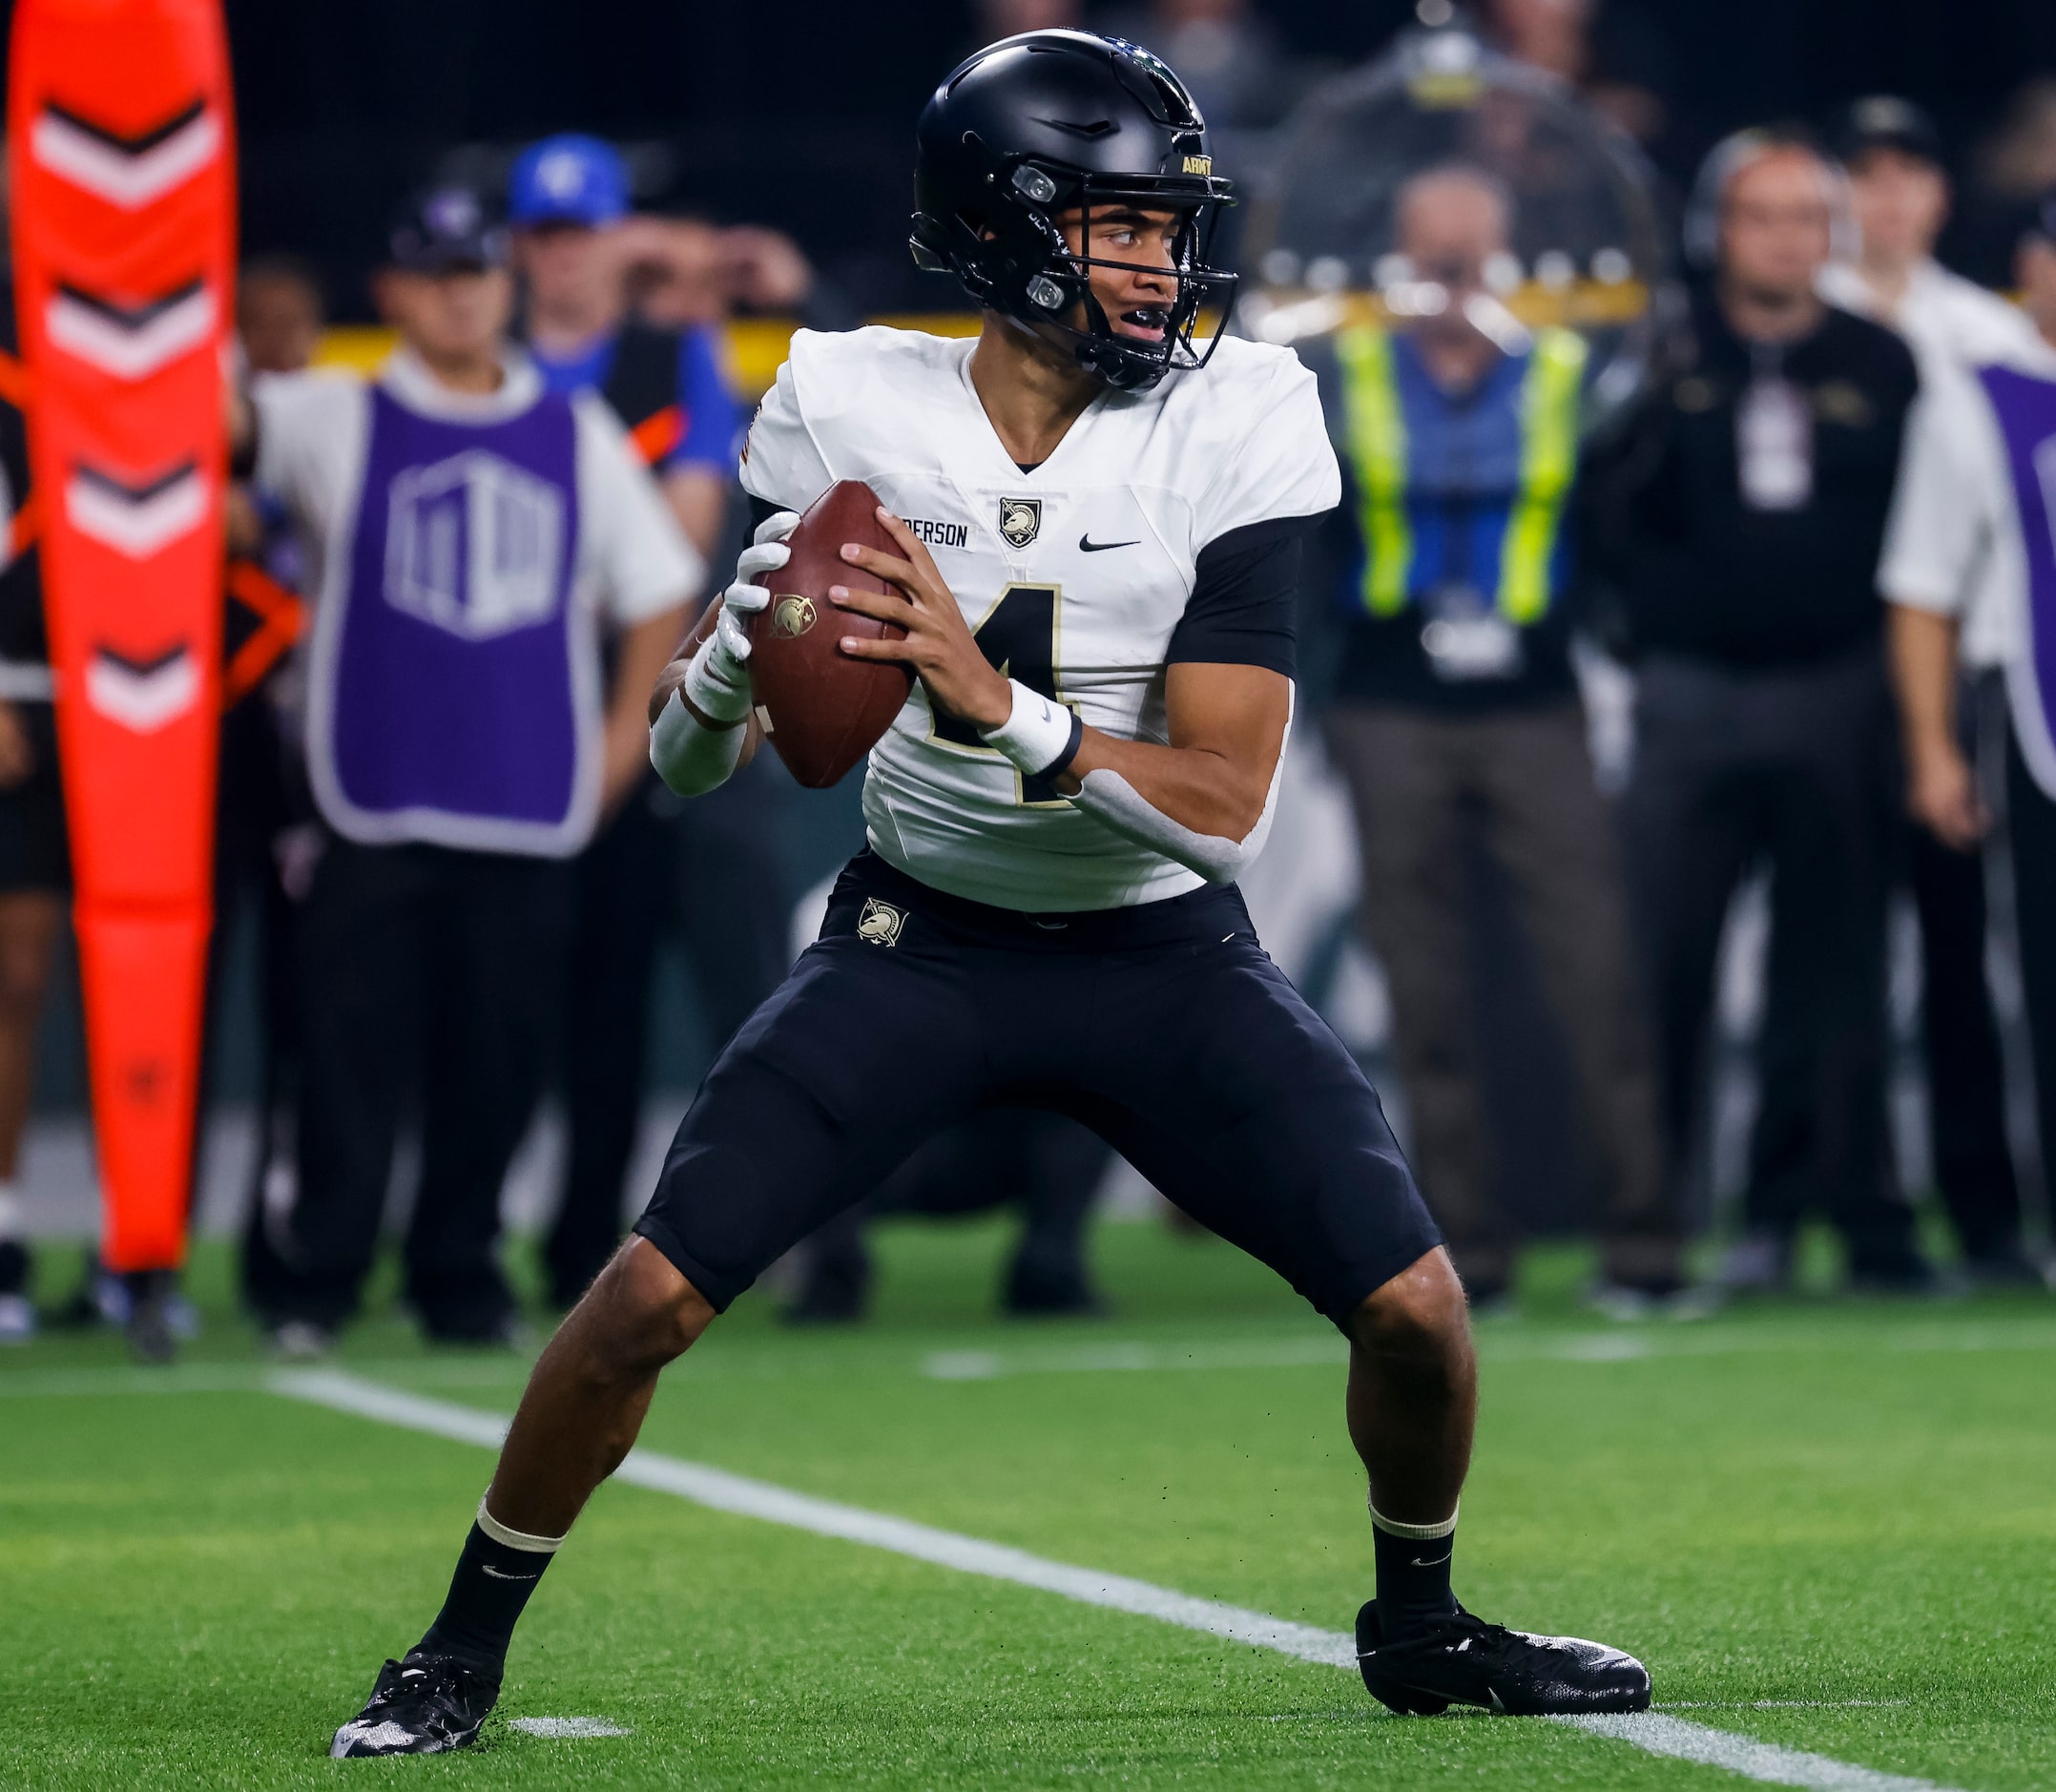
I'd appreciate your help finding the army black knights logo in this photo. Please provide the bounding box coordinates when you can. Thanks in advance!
[998,495,1043,549]
[857,896,906,947]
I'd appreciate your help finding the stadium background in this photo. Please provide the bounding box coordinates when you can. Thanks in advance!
[6,4,2056,1783]
[203,0,2056,310]
[10,0,2056,1240]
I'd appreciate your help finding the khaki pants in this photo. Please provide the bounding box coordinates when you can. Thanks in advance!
[1328,700,1676,1293]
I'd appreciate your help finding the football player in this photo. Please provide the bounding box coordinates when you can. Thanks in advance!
[332,31,1651,1757]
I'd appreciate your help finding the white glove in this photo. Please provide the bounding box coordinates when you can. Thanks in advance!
[682,509,800,724]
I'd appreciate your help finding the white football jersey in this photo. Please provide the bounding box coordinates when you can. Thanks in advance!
[739,326,1340,910]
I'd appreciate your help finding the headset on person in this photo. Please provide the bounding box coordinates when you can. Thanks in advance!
[1680,126,1858,271]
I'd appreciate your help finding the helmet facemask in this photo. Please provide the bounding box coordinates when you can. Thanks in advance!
[915,157,1238,393]
[1012,170,1238,391]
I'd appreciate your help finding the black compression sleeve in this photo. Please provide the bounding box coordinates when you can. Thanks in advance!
[1165,513,1318,680]
[745,494,790,533]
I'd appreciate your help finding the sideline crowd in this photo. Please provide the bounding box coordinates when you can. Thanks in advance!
[3,27,2056,1352]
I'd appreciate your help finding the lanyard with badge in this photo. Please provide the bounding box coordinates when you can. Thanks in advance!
[1735,344,1814,511]
[1418,375,1524,682]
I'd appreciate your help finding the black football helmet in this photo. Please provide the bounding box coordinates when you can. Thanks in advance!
[910,30,1236,392]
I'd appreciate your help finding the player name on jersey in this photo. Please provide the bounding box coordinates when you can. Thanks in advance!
[899,515,970,550]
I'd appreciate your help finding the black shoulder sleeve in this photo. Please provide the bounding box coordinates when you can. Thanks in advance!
[1164,513,1317,680]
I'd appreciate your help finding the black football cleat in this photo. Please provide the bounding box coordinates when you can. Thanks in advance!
[330,1655,497,1758]
[1356,1600,1651,1717]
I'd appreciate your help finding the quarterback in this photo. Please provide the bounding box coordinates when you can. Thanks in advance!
[334,30,1651,1756]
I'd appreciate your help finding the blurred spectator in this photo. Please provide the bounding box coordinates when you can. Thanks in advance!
[509,135,739,558]
[221,254,324,1327]
[0,252,62,1343]
[1589,132,1930,1291]
[1096,0,1302,131]
[1484,0,1673,154]
[613,217,857,339]
[1822,98,2040,366]
[1959,79,2056,285]
[506,134,790,1309]
[1818,98,2042,1282]
[1974,80,2056,211]
[1312,164,1678,1310]
[238,253,326,377]
[237,186,699,1350]
[1879,196,2056,1291]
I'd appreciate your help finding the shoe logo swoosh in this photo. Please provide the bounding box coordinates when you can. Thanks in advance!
[1078,534,1139,552]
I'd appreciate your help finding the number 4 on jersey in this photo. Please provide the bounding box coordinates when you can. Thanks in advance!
[931,582,1071,803]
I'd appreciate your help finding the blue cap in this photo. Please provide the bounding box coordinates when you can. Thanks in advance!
[509,135,629,228]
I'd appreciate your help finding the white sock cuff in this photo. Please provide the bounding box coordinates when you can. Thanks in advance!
[477,1497,567,1554]
[1369,1498,1458,1541]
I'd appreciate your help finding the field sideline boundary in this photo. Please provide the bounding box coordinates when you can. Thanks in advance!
[270,1368,1966,1792]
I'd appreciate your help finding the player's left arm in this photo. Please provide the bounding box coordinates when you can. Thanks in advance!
[834,511,1293,883]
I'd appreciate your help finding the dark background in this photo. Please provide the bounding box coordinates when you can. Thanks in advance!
[6,0,2050,317]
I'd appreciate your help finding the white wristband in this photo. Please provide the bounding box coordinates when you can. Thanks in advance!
[977,678,1077,777]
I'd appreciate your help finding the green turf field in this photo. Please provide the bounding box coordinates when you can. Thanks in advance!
[5,1218,2054,1790]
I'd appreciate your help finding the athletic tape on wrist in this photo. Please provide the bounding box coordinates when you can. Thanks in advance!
[649,684,744,797]
[1368,1498,1459,1540]
[680,636,751,725]
[477,1496,567,1554]
[978,678,1077,778]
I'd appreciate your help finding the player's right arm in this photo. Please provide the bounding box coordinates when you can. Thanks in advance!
[650,351,834,797]
[647,510,796,795]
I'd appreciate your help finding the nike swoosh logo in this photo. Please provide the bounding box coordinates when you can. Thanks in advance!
[480,1565,541,1581]
[1409,1551,1452,1568]
[1078,534,1138,552]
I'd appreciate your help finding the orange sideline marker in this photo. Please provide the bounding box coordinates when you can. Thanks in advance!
[7,0,235,1272]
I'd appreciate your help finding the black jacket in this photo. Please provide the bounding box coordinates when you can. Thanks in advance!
[1582,294,1918,671]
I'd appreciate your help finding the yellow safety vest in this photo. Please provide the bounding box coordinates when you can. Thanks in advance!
[1334,323,1587,624]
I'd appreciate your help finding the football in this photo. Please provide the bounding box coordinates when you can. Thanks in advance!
[748,479,914,788]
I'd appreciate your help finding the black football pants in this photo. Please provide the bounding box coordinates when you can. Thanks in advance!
[264,838,572,1334]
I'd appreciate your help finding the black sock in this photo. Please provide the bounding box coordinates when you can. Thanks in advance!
[417,1511,560,1685]
[1373,1510,1459,1640]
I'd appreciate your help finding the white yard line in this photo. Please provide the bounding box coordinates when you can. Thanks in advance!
[270,1369,1967,1792]
[921,1322,2056,1381]
[1556,1714,1951,1791]
[507,1717,632,1738]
